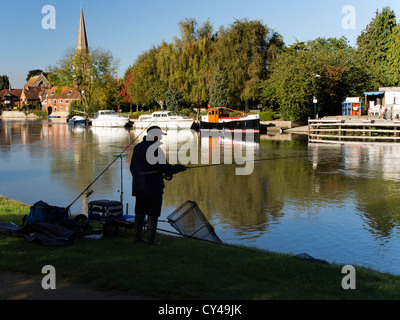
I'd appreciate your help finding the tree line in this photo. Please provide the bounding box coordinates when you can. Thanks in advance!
[4,7,400,121]
[121,7,400,121]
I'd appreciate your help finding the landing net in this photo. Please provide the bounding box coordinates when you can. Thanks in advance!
[167,201,222,243]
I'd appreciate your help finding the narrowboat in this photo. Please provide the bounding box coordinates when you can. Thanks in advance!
[200,106,260,132]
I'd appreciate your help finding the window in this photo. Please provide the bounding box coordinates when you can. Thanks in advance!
[65,99,69,104]
[59,99,63,104]
[68,90,72,95]
[54,99,57,105]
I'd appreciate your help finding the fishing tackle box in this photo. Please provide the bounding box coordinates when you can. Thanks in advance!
[88,200,124,220]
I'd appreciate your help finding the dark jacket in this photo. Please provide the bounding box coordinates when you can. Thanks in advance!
[130,137,185,197]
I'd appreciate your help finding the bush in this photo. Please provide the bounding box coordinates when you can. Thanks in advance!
[259,111,278,121]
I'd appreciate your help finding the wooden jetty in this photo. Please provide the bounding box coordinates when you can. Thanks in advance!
[309,116,400,144]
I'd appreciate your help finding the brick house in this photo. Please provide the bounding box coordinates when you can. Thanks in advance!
[20,87,43,108]
[42,87,81,114]
[19,74,52,108]
[0,87,23,108]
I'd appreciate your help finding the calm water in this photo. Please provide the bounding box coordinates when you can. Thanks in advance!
[2,119,400,275]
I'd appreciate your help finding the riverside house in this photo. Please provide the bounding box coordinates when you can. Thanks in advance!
[42,87,81,114]
[0,87,22,109]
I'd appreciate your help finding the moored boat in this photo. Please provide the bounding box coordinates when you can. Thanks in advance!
[90,110,130,127]
[200,106,260,132]
[68,115,89,127]
[133,111,194,130]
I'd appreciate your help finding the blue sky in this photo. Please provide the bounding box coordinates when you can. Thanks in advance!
[2,0,400,88]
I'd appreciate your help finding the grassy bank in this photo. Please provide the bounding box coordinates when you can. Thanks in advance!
[1,197,400,300]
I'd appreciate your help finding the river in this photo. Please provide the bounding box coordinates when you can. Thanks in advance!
[1,119,400,275]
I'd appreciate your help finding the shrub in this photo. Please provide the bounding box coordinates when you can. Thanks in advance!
[259,111,278,121]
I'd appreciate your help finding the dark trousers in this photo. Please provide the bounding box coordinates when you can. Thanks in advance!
[134,196,162,243]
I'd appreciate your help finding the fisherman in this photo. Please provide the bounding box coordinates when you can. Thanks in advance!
[130,126,186,245]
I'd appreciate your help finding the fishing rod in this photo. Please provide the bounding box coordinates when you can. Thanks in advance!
[66,118,159,211]
[140,155,312,177]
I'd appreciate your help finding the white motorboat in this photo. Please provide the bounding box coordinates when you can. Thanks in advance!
[68,115,89,127]
[133,111,194,130]
[90,110,130,127]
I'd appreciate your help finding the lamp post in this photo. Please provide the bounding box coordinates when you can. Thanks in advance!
[313,74,321,119]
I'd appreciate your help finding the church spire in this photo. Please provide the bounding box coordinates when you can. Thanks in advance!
[76,3,89,52]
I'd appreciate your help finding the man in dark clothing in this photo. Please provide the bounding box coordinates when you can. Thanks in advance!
[130,126,186,244]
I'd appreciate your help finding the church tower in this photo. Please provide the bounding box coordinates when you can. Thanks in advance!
[76,3,89,52]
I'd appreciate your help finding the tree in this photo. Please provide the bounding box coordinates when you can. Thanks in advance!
[208,64,230,108]
[0,75,10,90]
[26,69,44,81]
[173,18,214,106]
[127,47,168,109]
[210,19,282,108]
[165,85,182,111]
[356,7,397,87]
[388,23,400,85]
[123,18,283,110]
[47,47,119,111]
[262,37,368,121]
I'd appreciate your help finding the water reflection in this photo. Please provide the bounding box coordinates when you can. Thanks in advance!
[2,120,400,274]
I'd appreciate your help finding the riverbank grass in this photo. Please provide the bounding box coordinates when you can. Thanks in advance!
[1,196,400,300]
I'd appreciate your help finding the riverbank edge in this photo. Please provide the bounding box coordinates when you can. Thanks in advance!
[0,110,67,119]
[2,197,400,300]
[1,111,307,132]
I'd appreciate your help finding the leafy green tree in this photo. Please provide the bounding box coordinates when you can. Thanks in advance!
[47,47,119,111]
[210,19,282,108]
[124,18,281,111]
[127,47,168,109]
[173,18,214,106]
[0,75,10,90]
[208,64,230,108]
[356,7,397,87]
[262,37,368,121]
[165,85,182,111]
[388,23,400,85]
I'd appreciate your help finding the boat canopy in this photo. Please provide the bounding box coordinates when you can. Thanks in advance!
[364,92,384,97]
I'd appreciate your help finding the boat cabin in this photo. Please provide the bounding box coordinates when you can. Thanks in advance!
[207,106,247,123]
[152,111,184,119]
